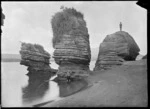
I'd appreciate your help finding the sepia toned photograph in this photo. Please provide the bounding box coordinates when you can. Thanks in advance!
[1,1,147,107]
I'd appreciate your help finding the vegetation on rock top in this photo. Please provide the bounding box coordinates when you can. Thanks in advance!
[51,7,85,48]
[21,42,50,56]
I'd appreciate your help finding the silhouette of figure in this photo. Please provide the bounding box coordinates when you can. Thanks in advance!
[66,70,71,82]
[120,22,122,31]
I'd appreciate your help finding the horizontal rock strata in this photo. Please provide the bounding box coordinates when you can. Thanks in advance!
[51,7,91,80]
[19,42,52,73]
[94,31,140,71]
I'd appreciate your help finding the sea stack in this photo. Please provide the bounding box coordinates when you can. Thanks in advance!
[94,30,140,71]
[51,7,91,80]
[19,42,52,74]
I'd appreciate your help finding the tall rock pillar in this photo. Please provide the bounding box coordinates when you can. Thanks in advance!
[51,7,91,80]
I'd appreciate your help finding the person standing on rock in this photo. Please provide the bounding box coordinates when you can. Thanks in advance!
[66,70,71,82]
[120,22,122,31]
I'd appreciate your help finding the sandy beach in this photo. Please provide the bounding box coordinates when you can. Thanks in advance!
[41,59,147,107]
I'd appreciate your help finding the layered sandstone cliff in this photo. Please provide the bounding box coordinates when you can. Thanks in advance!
[94,31,140,71]
[51,7,91,80]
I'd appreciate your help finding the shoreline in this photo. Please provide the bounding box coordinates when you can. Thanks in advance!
[41,59,147,107]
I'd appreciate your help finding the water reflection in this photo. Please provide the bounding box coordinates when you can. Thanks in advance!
[22,70,88,107]
[22,71,51,106]
[2,62,90,107]
[57,80,88,97]
[22,69,88,106]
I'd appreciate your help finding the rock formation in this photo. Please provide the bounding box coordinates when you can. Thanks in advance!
[51,7,91,80]
[94,31,140,71]
[19,42,55,75]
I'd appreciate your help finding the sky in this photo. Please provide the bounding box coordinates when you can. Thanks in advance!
[1,1,147,57]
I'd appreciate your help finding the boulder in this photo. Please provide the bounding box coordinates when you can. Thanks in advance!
[51,7,91,80]
[94,31,140,71]
[19,42,52,73]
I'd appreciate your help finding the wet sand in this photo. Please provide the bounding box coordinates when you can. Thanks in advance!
[41,59,147,107]
[33,100,54,107]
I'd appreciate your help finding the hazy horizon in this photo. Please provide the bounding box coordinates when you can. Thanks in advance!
[1,1,147,57]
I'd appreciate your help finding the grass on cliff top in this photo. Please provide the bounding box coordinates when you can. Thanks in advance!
[21,42,50,56]
[51,7,84,48]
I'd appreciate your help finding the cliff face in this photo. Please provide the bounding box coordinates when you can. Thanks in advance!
[51,8,91,80]
[19,42,52,73]
[94,31,140,71]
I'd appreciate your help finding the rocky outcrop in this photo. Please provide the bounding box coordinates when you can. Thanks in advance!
[19,42,53,74]
[51,7,91,80]
[20,42,57,104]
[94,31,140,71]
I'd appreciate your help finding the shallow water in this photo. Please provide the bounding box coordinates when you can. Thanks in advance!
[1,62,59,107]
[2,61,93,107]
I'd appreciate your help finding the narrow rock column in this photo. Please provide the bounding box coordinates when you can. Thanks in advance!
[51,7,91,80]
